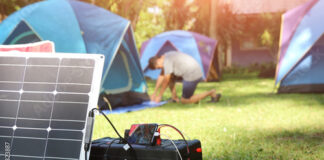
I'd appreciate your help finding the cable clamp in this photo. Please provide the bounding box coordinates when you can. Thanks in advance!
[154,132,160,136]
[123,144,130,151]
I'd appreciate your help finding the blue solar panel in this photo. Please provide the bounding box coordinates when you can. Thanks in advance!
[0,52,104,160]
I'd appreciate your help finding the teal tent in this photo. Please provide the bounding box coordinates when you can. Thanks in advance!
[0,0,149,108]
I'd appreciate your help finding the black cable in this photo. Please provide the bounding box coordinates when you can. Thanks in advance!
[104,138,119,159]
[93,108,123,138]
[85,149,88,160]
[92,108,138,160]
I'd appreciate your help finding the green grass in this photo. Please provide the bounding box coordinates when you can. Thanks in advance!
[92,73,324,160]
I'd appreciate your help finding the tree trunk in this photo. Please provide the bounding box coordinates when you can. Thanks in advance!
[209,0,217,39]
[0,3,4,22]
[225,38,232,67]
[210,0,226,70]
[130,0,143,32]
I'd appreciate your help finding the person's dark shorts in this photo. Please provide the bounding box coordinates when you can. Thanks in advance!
[182,78,203,99]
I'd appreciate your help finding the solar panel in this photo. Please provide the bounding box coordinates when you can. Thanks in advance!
[0,52,104,160]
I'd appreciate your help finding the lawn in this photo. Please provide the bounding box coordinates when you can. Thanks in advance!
[92,73,324,160]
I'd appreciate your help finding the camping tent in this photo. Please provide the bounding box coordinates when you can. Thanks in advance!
[140,30,221,81]
[0,0,149,108]
[275,0,324,93]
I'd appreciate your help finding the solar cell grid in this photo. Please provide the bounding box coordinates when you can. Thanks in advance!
[0,52,104,160]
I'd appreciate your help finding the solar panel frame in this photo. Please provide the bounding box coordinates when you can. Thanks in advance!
[0,52,104,160]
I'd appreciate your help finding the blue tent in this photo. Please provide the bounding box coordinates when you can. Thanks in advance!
[0,0,148,101]
[275,0,324,93]
[140,30,220,81]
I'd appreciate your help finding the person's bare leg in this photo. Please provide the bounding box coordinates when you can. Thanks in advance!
[169,76,179,101]
[181,89,216,104]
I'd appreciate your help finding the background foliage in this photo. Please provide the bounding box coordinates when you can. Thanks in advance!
[0,0,40,20]
[0,0,281,60]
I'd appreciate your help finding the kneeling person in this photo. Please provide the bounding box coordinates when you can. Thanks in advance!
[149,51,221,104]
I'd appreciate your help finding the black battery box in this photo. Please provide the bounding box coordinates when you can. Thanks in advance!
[90,137,202,160]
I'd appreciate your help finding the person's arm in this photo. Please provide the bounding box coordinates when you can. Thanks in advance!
[151,70,164,101]
[154,74,171,102]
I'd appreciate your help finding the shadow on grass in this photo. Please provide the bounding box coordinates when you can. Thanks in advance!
[157,93,324,111]
[216,129,324,160]
[267,129,324,146]
[221,93,324,106]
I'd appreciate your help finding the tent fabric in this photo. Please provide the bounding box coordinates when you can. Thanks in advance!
[140,30,220,81]
[276,0,324,93]
[277,0,317,65]
[0,0,149,107]
[4,21,41,44]
[98,92,153,110]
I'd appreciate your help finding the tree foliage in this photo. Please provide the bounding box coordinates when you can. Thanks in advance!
[190,0,211,35]
[213,2,281,60]
[163,0,192,30]
[135,4,165,49]
[0,0,40,21]
[214,3,241,48]
[0,0,282,57]
[81,0,157,31]
[259,13,281,58]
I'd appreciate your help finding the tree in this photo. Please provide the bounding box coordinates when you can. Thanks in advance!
[0,0,40,21]
[259,13,281,61]
[191,0,211,36]
[81,0,151,31]
[162,0,193,30]
[213,2,242,67]
[135,4,165,49]
[206,1,281,67]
